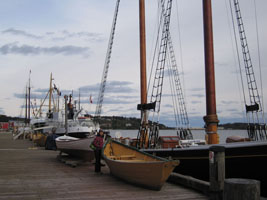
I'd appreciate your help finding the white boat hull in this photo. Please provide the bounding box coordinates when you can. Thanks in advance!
[56,135,95,161]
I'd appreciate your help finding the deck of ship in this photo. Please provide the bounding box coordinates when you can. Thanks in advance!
[0,132,208,200]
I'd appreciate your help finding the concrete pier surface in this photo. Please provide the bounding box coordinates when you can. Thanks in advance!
[0,132,208,200]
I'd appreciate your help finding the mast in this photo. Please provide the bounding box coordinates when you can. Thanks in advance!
[138,0,149,147]
[64,95,68,135]
[139,0,147,122]
[78,89,81,111]
[48,73,53,114]
[25,86,28,124]
[28,71,31,122]
[203,0,219,144]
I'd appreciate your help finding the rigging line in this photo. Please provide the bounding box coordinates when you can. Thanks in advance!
[148,0,164,98]
[160,0,190,129]
[149,0,167,124]
[95,0,120,119]
[152,0,173,124]
[174,0,187,107]
[224,0,246,122]
[253,0,265,124]
[166,53,180,129]
[229,0,248,121]
[233,0,262,110]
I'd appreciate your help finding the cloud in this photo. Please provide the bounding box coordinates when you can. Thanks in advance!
[190,88,204,92]
[1,28,104,42]
[220,100,239,105]
[33,88,49,93]
[163,104,173,108]
[226,108,240,112]
[0,107,5,114]
[0,43,90,57]
[60,30,104,42]
[14,92,47,100]
[191,100,202,104]
[191,93,205,98]
[79,81,136,94]
[46,32,55,35]
[2,28,43,39]
[79,84,100,94]
[215,61,228,68]
[51,30,104,42]
[102,97,136,105]
[106,81,136,93]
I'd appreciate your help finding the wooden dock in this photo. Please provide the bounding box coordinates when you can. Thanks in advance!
[0,132,208,200]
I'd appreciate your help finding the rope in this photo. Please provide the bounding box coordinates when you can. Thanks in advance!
[224,0,246,122]
[253,0,265,124]
[174,0,187,108]
[95,0,120,120]
[229,0,247,118]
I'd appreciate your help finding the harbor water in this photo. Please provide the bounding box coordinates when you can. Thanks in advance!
[109,129,249,144]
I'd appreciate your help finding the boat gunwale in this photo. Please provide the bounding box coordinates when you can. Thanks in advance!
[143,140,267,153]
[103,139,174,162]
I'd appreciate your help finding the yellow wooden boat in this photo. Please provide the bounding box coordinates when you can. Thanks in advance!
[103,139,179,190]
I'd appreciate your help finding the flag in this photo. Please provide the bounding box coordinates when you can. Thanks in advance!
[90,95,93,104]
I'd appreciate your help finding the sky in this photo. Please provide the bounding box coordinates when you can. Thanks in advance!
[0,0,266,127]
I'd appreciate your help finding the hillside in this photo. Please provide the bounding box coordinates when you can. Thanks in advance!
[218,123,250,130]
[97,116,171,130]
[0,114,170,130]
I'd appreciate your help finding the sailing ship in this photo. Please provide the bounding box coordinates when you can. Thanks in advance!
[132,0,267,197]
[103,139,179,190]
[94,0,266,196]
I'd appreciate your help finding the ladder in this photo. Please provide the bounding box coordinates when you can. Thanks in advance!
[233,0,266,140]
[148,0,173,147]
[167,35,193,139]
[95,0,120,120]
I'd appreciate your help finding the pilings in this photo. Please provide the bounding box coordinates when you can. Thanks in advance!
[209,145,261,200]
[223,178,260,200]
[209,145,225,200]
[169,145,262,200]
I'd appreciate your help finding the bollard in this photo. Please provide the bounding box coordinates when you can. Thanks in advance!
[209,145,225,200]
[223,178,260,200]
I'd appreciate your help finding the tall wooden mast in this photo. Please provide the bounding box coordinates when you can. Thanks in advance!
[203,0,219,144]
[139,0,147,122]
[138,0,149,147]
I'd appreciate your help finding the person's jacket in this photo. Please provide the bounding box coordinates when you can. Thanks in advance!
[93,135,103,150]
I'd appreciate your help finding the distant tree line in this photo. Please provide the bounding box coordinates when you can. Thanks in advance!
[218,123,251,130]
[0,115,24,123]
[98,116,170,130]
[0,114,170,130]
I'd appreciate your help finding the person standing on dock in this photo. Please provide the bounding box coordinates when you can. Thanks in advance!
[93,129,104,173]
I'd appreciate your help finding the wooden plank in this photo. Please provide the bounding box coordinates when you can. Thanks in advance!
[0,132,208,200]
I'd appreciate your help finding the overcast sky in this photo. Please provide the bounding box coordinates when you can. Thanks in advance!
[0,0,266,127]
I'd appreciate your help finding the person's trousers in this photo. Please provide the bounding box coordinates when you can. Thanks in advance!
[94,149,101,172]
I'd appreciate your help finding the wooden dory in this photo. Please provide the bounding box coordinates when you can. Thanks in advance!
[103,139,179,190]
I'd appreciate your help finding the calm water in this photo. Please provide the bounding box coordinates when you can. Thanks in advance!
[108,129,248,144]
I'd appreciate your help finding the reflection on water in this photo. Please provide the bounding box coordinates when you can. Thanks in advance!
[109,129,249,144]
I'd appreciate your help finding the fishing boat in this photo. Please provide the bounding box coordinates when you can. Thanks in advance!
[103,139,179,190]
[55,95,97,160]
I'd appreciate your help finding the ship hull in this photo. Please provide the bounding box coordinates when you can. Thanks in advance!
[143,141,267,197]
